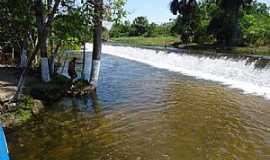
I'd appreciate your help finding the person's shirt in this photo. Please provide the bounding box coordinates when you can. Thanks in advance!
[68,60,76,73]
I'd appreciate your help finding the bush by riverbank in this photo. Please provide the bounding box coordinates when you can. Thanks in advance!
[0,71,73,127]
[23,74,72,103]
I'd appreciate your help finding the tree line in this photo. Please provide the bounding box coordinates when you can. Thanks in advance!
[171,0,270,46]
[110,17,175,38]
[109,0,270,48]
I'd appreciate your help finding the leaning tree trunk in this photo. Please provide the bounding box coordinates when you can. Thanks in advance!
[90,0,103,88]
[13,42,40,101]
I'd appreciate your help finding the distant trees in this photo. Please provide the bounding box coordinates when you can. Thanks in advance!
[240,1,270,46]
[129,16,150,36]
[110,17,175,38]
[110,21,131,37]
[170,0,270,47]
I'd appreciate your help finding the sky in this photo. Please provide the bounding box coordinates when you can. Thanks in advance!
[123,0,270,24]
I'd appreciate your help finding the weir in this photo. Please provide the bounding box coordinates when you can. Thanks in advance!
[88,44,270,99]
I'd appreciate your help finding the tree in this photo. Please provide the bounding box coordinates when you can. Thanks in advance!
[129,16,150,36]
[1,0,126,101]
[13,0,75,100]
[240,1,270,46]
[170,0,199,44]
[90,0,103,88]
[51,9,91,75]
[207,0,253,46]
[109,21,131,37]
[81,0,126,88]
[0,0,35,67]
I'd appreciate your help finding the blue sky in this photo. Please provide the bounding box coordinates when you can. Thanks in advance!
[124,0,270,24]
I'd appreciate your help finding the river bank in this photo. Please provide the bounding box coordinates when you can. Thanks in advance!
[110,36,270,56]
[0,66,74,127]
[0,64,98,128]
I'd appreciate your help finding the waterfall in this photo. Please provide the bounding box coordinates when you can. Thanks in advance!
[87,43,270,99]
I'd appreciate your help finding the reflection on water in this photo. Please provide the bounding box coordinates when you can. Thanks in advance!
[6,55,270,160]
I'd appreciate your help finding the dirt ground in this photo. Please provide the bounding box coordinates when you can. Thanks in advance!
[0,66,19,101]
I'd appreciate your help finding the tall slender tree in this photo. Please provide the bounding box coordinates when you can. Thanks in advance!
[90,0,103,88]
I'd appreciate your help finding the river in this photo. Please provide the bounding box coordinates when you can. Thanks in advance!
[6,44,270,160]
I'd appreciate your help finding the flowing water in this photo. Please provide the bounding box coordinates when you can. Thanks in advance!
[6,45,270,160]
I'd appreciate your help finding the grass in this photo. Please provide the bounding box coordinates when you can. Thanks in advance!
[232,46,270,56]
[183,44,270,56]
[110,36,270,56]
[111,36,179,47]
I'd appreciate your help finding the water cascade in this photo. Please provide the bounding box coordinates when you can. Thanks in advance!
[86,44,270,99]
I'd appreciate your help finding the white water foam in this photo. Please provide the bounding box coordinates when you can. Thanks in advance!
[86,43,270,99]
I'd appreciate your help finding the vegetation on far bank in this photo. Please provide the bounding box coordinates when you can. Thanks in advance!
[111,36,179,47]
[109,0,270,56]
[110,36,270,56]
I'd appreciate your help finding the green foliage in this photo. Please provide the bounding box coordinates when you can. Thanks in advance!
[102,27,110,41]
[240,2,270,46]
[27,75,72,102]
[170,0,199,44]
[0,0,34,52]
[129,16,150,36]
[52,9,91,48]
[109,21,131,37]
[110,17,175,38]
[111,36,179,46]
[18,96,35,110]
[169,0,269,47]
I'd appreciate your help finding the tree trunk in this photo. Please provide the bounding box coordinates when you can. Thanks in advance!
[12,47,15,60]
[81,41,92,82]
[40,41,51,82]
[49,44,60,75]
[81,41,87,81]
[20,39,28,67]
[36,0,51,82]
[90,0,103,88]
[13,42,40,101]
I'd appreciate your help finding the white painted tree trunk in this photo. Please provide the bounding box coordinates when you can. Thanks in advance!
[20,49,28,67]
[12,48,15,60]
[41,57,51,82]
[81,50,92,82]
[90,60,101,86]
[81,42,86,80]
[90,0,103,88]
